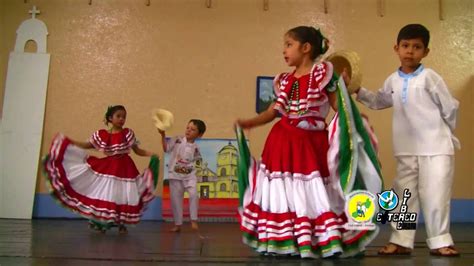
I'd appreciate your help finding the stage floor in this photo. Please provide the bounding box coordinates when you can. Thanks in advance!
[0,219,472,265]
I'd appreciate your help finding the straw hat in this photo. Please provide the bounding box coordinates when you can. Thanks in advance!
[326,50,362,93]
[152,108,174,131]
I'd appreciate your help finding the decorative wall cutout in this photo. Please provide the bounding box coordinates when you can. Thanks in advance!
[0,6,51,219]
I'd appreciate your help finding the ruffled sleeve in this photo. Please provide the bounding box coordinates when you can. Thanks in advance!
[314,61,336,93]
[126,129,138,147]
[273,72,291,114]
[272,73,286,97]
[89,129,108,151]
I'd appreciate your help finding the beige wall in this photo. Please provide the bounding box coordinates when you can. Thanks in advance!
[1,0,472,198]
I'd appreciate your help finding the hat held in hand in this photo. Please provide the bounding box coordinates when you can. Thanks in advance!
[152,108,174,131]
[326,50,362,93]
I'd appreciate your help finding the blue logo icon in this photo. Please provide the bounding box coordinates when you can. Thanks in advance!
[377,190,398,211]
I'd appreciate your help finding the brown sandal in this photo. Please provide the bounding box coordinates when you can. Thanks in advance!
[430,246,460,257]
[378,243,412,255]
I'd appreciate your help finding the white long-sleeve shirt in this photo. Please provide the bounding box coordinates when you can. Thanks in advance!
[166,136,202,180]
[356,65,460,156]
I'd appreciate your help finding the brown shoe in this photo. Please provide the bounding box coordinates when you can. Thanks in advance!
[378,243,412,255]
[430,246,460,257]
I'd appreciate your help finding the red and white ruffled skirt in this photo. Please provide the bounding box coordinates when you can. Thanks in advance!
[240,118,376,258]
[43,134,156,225]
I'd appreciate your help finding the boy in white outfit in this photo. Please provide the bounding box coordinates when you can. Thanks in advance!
[159,119,206,232]
[355,24,460,257]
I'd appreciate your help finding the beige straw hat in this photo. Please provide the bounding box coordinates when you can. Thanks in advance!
[151,108,174,131]
[326,50,362,93]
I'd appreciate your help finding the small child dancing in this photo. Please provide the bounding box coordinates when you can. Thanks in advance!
[44,105,158,233]
[158,119,206,232]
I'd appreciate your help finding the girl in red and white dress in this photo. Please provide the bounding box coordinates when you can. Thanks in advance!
[44,105,158,234]
[236,26,376,258]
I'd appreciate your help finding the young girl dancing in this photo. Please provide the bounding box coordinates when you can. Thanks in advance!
[44,105,159,234]
[236,26,378,258]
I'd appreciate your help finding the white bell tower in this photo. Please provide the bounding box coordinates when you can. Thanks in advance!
[0,6,51,218]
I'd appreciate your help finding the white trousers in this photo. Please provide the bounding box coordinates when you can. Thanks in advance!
[169,179,199,225]
[389,155,455,249]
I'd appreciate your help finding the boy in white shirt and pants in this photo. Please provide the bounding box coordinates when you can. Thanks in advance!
[356,24,460,257]
[159,119,206,232]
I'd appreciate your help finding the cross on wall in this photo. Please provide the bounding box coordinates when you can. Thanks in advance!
[29,6,40,19]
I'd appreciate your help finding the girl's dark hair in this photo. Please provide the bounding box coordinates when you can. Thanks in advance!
[286,26,329,60]
[189,119,206,135]
[104,105,126,125]
[397,24,430,48]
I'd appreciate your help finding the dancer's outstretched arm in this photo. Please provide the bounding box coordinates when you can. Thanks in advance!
[70,139,93,149]
[237,103,278,129]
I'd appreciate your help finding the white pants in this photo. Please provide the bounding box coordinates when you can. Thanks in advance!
[169,179,199,225]
[389,155,455,249]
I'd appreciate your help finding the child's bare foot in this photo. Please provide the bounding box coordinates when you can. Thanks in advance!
[170,225,181,232]
[118,225,128,234]
[191,221,199,231]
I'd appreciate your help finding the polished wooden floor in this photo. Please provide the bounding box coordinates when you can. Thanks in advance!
[0,219,472,265]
